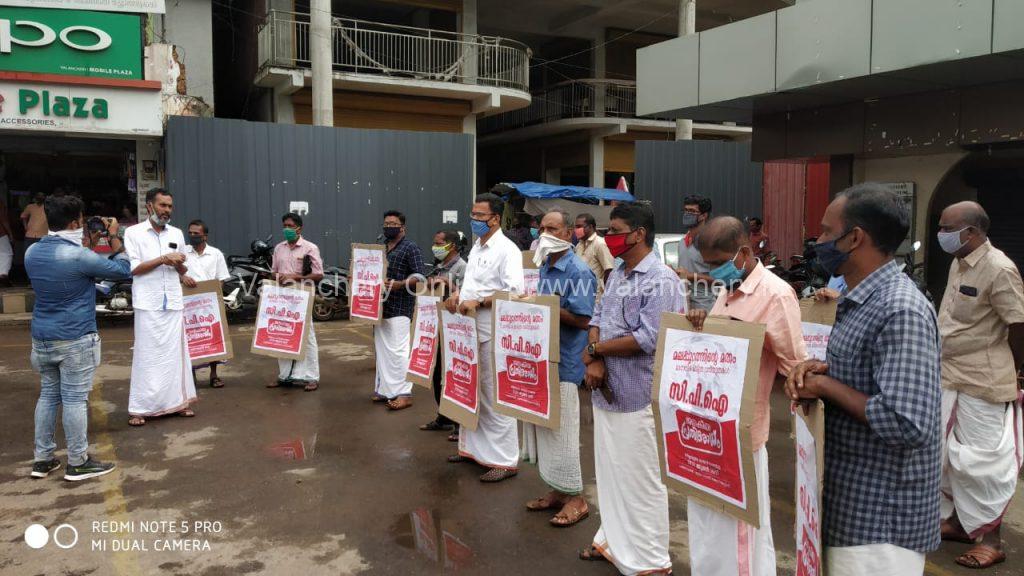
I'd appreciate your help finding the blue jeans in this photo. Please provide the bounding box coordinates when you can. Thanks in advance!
[31,333,101,466]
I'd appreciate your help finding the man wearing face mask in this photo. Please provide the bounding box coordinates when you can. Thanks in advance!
[268,212,324,391]
[574,213,614,296]
[25,195,129,480]
[444,193,524,482]
[686,216,807,576]
[579,203,683,573]
[421,229,467,435]
[785,183,941,576]
[371,210,425,411]
[124,188,197,426]
[677,195,717,312]
[934,201,1024,570]
[523,209,596,528]
[181,219,231,388]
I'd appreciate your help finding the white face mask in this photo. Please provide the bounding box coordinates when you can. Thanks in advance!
[937,227,967,254]
[149,212,169,227]
[51,228,84,247]
[532,232,573,267]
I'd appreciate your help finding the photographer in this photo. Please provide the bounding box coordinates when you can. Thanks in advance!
[25,196,130,481]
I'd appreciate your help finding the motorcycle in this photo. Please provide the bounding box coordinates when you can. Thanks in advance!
[901,240,933,303]
[223,236,275,316]
[312,265,349,322]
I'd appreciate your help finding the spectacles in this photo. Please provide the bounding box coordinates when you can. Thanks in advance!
[470,212,493,219]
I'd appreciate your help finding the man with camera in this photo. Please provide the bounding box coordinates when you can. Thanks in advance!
[25,196,130,481]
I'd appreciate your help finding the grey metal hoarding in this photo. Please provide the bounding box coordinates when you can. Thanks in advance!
[165,116,472,267]
[634,140,763,235]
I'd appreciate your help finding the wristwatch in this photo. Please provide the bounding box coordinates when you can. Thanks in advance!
[587,341,600,357]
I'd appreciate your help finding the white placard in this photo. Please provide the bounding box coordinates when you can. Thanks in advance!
[407,294,441,383]
[801,322,832,362]
[493,297,555,424]
[0,80,162,136]
[795,414,822,576]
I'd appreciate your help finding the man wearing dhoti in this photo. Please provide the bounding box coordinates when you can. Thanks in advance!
[124,188,197,426]
[687,217,807,575]
[522,209,596,526]
[444,193,524,482]
[936,201,1024,570]
[266,212,324,392]
[371,210,425,411]
[579,203,683,574]
[182,219,231,388]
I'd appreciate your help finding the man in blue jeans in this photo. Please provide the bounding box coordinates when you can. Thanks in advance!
[25,195,131,481]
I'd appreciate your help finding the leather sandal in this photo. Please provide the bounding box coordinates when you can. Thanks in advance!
[479,468,517,482]
[551,501,589,527]
[956,544,1006,569]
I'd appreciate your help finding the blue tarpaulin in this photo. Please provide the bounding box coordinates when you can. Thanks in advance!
[499,181,637,203]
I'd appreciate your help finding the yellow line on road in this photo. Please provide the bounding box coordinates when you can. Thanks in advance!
[89,378,138,575]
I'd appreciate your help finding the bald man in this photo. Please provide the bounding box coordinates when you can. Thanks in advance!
[936,201,1024,569]
[687,216,807,576]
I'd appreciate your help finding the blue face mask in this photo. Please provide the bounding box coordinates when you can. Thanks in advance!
[471,218,491,238]
[529,227,539,239]
[813,230,852,278]
[709,249,746,290]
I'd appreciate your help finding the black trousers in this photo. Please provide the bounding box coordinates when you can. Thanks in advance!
[431,347,454,426]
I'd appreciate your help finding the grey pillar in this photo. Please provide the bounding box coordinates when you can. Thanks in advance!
[311,0,333,126]
[675,0,695,140]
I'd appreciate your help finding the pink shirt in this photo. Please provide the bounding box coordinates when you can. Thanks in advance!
[272,237,324,277]
[710,262,807,449]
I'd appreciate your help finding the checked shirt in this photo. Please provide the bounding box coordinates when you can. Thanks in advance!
[823,259,942,553]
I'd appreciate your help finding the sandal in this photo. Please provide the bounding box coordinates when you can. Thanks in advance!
[526,493,562,511]
[371,394,388,403]
[447,432,459,442]
[304,382,319,392]
[578,546,607,562]
[956,544,1006,569]
[941,520,974,544]
[128,416,146,427]
[387,397,412,410]
[420,420,453,431]
[479,468,517,483]
[551,501,589,527]
[267,379,289,388]
[178,409,195,417]
[210,377,224,388]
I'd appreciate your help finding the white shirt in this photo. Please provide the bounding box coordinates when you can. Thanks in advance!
[459,229,524,342]
[184,244,230,282]
[124,219,187,311]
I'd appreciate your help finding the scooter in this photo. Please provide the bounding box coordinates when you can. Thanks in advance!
[95,252,133,313]
[223,236,275,316]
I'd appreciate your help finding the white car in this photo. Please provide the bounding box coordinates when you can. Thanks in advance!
[654,233,684,269]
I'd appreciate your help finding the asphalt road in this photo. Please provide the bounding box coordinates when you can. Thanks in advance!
[0,320,1020,575]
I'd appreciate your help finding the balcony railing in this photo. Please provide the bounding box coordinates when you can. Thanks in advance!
[258,10,531,92]
[480,79,672,134]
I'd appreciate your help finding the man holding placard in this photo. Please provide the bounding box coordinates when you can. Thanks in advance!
[522,209,595,527]
[445,193,524,483]
[420,230,467,435]
[373,210,425,411]
[579,203,683,573]
[686,216,807,576]
[786,184,941,575]
[181,219,231,388]
[267,212,324,392]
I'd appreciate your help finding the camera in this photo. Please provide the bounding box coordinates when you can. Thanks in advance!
[86,216,109,236]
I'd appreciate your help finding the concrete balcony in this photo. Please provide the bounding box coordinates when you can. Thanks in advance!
[255,10,531,116]
[479,79,749,145]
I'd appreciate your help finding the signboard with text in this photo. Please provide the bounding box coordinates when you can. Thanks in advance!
[349,243,386,324]
[492,292,561,428]
[522,251,540,296]
[0,7,143,79]
[407,289,442,387]
[799,299,837,362]
[0,80,161,136]
[0,1,165,14]
[251,281,314,360]
[794,401,825,576]
[652,313,765,527]
[438,307,479,430]
[182,280,233,366]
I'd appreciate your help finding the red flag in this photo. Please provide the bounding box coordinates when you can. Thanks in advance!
[616,176,630,193]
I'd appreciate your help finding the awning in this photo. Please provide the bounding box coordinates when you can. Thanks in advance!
[497,181,636,203]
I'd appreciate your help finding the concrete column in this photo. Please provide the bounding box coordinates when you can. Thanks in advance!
[675,0,695,140]
[460,0,478,84]
[463,114,478,201]
[310,0,334,126]
[592,33,606,117]
[589,134,605,188]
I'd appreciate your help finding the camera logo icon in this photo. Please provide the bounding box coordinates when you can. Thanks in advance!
[24,523,78,549]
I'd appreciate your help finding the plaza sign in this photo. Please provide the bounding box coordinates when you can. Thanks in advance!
[0,80,162,136]
[0,1,164,15]
[0,7,142,79]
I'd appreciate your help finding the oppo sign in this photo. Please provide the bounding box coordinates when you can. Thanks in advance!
[0,19,112,54]
[0,7,142,80]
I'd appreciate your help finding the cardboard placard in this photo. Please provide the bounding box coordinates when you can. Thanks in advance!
[491,291,562,428]
[794,400,825,576]
[250,280,315,360]
[799,299,837,362]
[522,251,540,296]
[182,280,233,366]
[652,312,765,527]
[438,306,480,430]
[349,243,387,324]
[407,287,444,387]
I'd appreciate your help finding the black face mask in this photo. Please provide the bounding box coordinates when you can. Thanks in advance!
[188,235,204,247]
[383,226,402,240]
